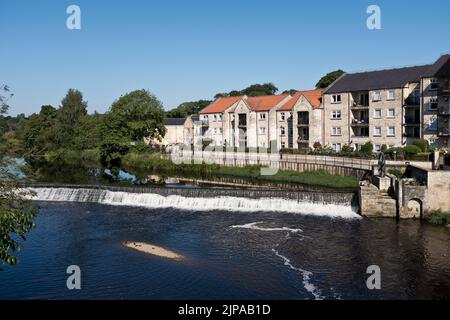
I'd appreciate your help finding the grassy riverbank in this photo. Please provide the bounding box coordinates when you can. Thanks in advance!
[122,152,359,190]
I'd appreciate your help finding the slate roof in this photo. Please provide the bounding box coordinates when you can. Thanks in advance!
[325,55,450,94]
[163,118,185,126]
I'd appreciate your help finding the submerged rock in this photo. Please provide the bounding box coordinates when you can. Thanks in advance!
[123,241,184,261]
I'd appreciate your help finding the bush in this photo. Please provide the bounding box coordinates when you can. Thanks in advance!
[381,144,388,153]
[412,139,428,152]
[426,209,450,225]
[360,141,373,155]
[387,168,403,179]
[403,145,422,155]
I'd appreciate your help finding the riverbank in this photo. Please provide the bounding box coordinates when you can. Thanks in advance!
[122,152,359,190]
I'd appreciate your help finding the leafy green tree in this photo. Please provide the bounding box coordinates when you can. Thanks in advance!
[0,85,37,268]
[316,70,345,89]
[107,89,166,142]
[412,139,428,152]
[166,100,211,118]
[282,89,298,95]
[360,141,373,155]
[214,83,279,99]
[55,89,88,147]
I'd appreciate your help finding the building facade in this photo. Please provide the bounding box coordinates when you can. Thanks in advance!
[323,55,450,152]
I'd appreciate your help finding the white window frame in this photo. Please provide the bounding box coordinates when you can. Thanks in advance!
[280,112,285,121]
[280,127,286,136]
[332,127,341,136]
[331,94,342,104]
[373,90,382,102]
[258,127,266,135]
[374,127,382,137]
[332,110,341,119]
[374,109,382,118]
[332,143,342,152]
[387,108,395,118]
[430,78,438,91]
[259,113,267,120]
[387,126,395,137]
[429,98,438,110]
[374,144,381,152]
[387,90,395,100]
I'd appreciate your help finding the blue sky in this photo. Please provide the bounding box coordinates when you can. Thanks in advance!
[1,0,450,115]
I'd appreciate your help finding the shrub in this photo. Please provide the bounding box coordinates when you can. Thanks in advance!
[313,141,322,149]
[387,168,403,179]
[403,145,422,155]
[412,139,429,152]
[381,144,388,153]
[360,141,373,155]
[426,209,450,225]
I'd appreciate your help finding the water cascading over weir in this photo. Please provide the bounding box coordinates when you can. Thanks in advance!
[26,184,360,219]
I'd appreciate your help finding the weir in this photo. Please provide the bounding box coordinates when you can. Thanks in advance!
[26,184,360,219]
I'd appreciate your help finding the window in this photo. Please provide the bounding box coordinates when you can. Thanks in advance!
[280,112,285,121]
[374,109,382,118]
[281,142,286,149]
[374,145,381,152]
[332,95,341,103]
[374,127,382,136]
[258,127,266,135]
[430,78,438,90]
[259,113,267,120]
[387,126,395,137]
[213,114,217,121]
[332,110,341,119]
[332,127,341,136]
[429,98,438,110]
[428,116,437,131]
[218,114,222,121]
[387,90,395,100]
[388,108,395,117]
[280,127,286,136]
[373,90,382,101]
[218,128,222,134]
[332,143,342,152]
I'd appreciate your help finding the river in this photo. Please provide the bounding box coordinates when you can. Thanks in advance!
[0,188,449,299]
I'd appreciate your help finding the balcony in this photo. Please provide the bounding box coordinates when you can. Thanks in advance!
[437,128,450,137]
[297,136,309,143]
[438,105,450,116]
[404,96,420,106]
[351,118,369,126]
[404,117,420,126]
[438,87,450,97]
[351,102,369,109]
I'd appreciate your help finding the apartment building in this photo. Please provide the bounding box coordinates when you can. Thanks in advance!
[323,55,450,152]
[276,90,323,149]
[198,96,241,146]
[227,94,291,149]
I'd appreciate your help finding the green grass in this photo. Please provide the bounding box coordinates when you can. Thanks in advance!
[122,152,359,190]
[426,209,450,225]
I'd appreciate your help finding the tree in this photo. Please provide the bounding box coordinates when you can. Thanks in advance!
[0,85,37,268]
[165,100,212,118]
[315,70,345,89]
[214,83,279,99]
[360,141,373,155]
[107,89,166,142]
[55,89,88,147]
[282,89,298,95]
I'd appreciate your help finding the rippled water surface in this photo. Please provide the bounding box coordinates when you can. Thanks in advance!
[1,202,449,299]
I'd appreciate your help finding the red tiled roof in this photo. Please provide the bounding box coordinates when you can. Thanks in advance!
[245,94,290,112]
[278,92,302,111]
[278,90,322,111]
[302,89,322,109]
[199,96,241,114]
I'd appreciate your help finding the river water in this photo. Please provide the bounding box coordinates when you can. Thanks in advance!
[1,190,449,299]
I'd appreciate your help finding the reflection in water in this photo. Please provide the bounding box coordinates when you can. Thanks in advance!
[0,202,449,299]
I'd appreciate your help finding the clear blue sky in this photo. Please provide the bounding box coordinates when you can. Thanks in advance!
[1,0,450,116]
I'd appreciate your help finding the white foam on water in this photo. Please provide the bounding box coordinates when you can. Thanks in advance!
[230,222,303,233]
[27,187,361,219]
[272,248,324,300]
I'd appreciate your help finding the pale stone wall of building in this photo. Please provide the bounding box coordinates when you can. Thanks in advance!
[323,92,350,150]
[163,125,185,145]
[291,95,323,149]
[276,111,292,149]
[421,77,440,147]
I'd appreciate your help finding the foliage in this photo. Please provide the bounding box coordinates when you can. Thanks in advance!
[107,89,166,142]
[214,83,279,99]
[165,100,211,118]
[403,145,422,155]
[426,209,450,225]
[412,139,428,152]
[360,141,373,155]
[387,168,403,179]
[315,69,345,89]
